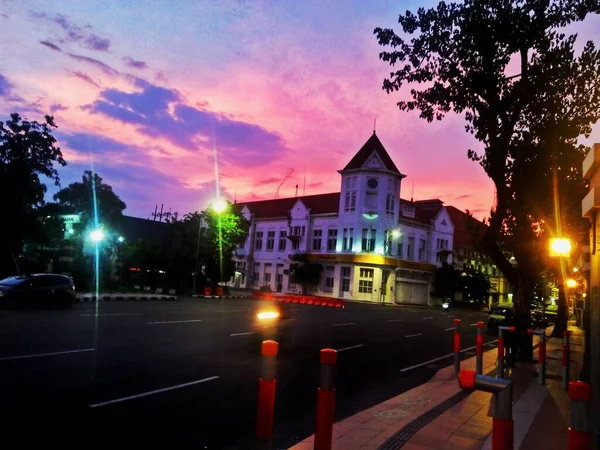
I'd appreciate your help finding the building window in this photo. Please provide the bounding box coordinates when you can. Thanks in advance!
[341,266,351,292]
[291,238,300,250]
[345,176,357,189]
[292,226,305,236]
[264,272,271,283]
[253,263,260,285]
[266,231,275,251]
[361,228,375,252]
[366,192,377,209]
[358,268,374,293]
[397,237,403,259]
[344,191,356,212]
[419,239,426,261]
[327,229,338,251]
[386,194,395,216]
[407,237,415,260]
[324,265,335,291]
[255,231,263,251]
[312,229,323,251]
[342,228,353,252]
[278,230,287,251]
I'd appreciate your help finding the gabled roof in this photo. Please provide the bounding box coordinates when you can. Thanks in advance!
[446,206,486,248]
[341,132,403,175]
[236,193,340,219]
[399,199,432,225]
[414,199,444,223]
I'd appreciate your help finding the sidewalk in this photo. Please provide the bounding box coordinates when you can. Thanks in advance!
[289,327,584,450]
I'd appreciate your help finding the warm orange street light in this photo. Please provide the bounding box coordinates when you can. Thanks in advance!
[566,279,578,288]
[549,238,572,258]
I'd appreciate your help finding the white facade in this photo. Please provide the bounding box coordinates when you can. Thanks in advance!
[232,133,455,305]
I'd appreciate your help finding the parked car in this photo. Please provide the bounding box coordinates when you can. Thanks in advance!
[0,274,76,309]
[486,303,514,335]
[532,307,558,329]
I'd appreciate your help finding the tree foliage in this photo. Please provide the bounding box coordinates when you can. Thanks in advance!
[0,113,66,277]
[53,170,126,229]
[433,262,491,304]
[375,0,600,345]
[289,253,324,295]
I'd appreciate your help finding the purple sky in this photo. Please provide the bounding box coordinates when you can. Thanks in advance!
[1,1,599,220]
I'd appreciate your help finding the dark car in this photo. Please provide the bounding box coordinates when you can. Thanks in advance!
[486,303,514,335]
[250,299,294,342]
[532,307,558,329]
[0,274,76,309]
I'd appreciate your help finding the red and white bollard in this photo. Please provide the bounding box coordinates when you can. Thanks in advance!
[497,326,515,379]
[453,318,461,376]
[476,321,484,375]
[459,369,513,450]
[314,349,337,450]
[527,329,546,385]
[256,340,278,450]
[562,330,571,390]
[568,381,592,450]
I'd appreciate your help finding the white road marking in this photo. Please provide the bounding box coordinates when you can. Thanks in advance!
[405,333,423,338]
[332,323,355,327]
[0,348,95,361]
[388,319,404,323]
[469,323,479,327]
[88,376,220,408]
[146,319,203,325]
[337,344,365,352]
[229,332,256,336]
[423,317,434,320]
[82,313,142,317]
[447,315,455,317]
[399,339,498,373]
[444,327,455,331]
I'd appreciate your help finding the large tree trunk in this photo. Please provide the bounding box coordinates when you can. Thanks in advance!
[551,282,569,337]
[513,275,534,362]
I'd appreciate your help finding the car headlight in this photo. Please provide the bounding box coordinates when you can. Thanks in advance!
[257,311,279,320]
[442,302,449,309]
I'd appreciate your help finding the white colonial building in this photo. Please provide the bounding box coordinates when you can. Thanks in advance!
[232,132,454,305]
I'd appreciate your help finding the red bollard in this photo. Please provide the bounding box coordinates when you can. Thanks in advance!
[497,326,515,379]
[476,321,484,375]
[453,318,461,375]
[459,369,513,450]
[314,349,337,450]
[568,381,592,450]
[562,331,570,390]
[256,340,278,449]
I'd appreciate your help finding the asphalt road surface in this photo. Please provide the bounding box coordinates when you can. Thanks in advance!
[0,297,494,449]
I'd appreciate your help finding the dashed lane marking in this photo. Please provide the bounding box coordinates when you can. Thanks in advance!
[230,332,256,336]
[405,333,423,338]
[338,344,365,352]
[89,376,220,408]
[0,348,95,361]
[332,323,355,327]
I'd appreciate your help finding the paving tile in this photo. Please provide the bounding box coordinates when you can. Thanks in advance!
[357,419,393,431]
[401,442,441,450]
[441,435,484,450]
[454,422,492,441]
[330,433,373,449]
[287,442,313,450]
[342,428,382,439]
[409,429,452,447]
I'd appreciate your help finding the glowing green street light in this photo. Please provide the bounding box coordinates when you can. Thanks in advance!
[212,198,228,214]
[117,236,125,243]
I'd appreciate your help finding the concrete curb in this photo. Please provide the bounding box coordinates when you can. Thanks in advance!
[76,294,178,302]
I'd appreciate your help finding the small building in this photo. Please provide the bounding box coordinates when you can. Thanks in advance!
[232,132,454,305]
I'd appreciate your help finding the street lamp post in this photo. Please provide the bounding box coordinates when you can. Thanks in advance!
[549,237,572,337]
[383,229,401,304]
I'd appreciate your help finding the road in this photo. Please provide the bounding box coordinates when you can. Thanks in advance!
[0,298,494,449]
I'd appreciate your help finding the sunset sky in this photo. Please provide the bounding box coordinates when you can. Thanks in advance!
[2,1,599,220]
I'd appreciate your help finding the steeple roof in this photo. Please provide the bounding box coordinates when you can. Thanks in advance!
[341,132,403,176]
